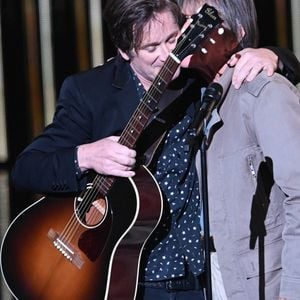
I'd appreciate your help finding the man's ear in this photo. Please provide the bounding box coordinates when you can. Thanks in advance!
[118,49,130,61]
[238,25,245,40]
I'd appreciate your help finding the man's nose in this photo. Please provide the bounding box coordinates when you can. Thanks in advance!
[159,43,172,61]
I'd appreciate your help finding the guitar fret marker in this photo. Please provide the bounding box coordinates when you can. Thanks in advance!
[157,75,167,85]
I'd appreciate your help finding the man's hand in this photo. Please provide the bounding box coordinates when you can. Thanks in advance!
[216,48,279,89]
[77,136,136,177]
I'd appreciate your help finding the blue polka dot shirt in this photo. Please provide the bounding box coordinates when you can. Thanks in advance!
[132,71,205,281]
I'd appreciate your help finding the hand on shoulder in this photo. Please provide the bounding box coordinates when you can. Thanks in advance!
[215,48,278,89]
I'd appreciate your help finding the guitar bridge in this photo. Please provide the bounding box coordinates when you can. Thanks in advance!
[47,228,84,269]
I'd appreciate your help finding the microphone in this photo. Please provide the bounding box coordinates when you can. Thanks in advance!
[193,82,223,136]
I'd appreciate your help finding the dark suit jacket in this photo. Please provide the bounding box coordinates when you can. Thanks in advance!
[12,55,142,193]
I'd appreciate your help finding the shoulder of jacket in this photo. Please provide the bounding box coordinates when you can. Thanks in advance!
[72,56,117,80]
[242,71,297,98]
[62,56,129,90]
[242,71,272,97]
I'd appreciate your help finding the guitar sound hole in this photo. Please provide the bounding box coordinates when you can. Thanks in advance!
[75,195,108,228]
[85,198,107,226]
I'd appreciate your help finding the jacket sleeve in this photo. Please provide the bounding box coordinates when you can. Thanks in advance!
[11,75,92,194]
[266,46,300,84]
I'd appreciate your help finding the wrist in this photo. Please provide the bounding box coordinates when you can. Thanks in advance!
[75,145,89,178]
[266,48,279,69]
[277,59,284,72]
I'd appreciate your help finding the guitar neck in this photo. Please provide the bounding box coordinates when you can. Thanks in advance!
[119,56,179,149]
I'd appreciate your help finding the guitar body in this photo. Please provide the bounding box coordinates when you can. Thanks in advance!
[1,166,163,300]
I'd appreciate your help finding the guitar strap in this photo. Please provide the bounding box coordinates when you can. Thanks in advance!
[136,74,204,167]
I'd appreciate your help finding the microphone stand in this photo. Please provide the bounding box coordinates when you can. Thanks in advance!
[192,82,222,300]
[198,125,212,300]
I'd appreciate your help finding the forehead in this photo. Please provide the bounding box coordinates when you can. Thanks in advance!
[182,0,205,15]
[139,10,180,45]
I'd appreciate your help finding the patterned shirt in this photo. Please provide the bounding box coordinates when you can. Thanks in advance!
[132,71,204,281]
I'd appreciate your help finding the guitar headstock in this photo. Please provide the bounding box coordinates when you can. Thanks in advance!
[173,4,222,61]
[188,24,241,82]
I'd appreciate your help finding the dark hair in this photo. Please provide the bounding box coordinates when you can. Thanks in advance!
[103,0,184,53]
[177,0,259,48]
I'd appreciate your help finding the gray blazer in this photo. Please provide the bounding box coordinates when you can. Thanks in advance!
[196,68,300,299]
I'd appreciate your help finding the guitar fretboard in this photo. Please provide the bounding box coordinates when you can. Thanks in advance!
[120,57,179,149]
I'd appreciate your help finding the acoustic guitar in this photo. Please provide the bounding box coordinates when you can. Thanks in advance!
[1,5,221,299]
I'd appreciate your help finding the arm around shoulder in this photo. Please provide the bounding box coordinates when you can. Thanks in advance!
[266,46,300,84]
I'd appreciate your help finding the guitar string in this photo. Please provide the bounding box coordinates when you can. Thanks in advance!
[82,58,177,210]
[57,58,179,245]
[81,59,180,225]
[56,13,215,246]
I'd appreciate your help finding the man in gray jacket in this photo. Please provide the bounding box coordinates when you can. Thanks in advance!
[192,0,300,299]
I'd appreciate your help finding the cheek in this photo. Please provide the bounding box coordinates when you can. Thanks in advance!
[139,55,160,70]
